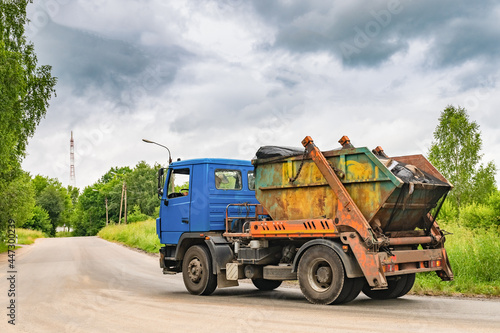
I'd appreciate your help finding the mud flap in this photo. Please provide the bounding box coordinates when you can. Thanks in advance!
[217,271,239,288]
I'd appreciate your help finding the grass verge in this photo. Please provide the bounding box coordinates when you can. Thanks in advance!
[412,222,500,297]
[98,219,161,254]
[16,228,46,245]
[56,231,74,237]
[0,242,9,253]
[0,228,46,253]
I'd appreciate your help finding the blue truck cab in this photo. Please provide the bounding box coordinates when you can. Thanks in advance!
[157,158,258,279]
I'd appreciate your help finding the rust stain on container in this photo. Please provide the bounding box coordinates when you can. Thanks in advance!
[254,145,450,234]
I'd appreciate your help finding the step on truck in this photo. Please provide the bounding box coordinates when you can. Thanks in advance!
[155,136,454,304]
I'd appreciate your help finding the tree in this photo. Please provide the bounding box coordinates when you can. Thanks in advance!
[23,205,51,234]
[0,171,35,230]
[428,105,497,208]
[72,162,160,235]
[0,0,57,234]
[125,161,159,217]
[73,186,107,236]
[470,161,497,204]
[32,175,73,236]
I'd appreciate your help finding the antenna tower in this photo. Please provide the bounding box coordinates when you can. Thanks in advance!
[70,131,76,187]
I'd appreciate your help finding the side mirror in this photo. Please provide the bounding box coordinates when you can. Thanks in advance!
[157,168,165,199]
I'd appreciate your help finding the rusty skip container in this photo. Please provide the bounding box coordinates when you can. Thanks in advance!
[253,138,452,235]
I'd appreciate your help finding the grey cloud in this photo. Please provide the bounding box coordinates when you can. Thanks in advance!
[169,88,304,136]
[248,0,500,70]
[33,19,191,105]
[429,21,500,68]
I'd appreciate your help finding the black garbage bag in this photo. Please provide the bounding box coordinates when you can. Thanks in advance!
[254,146,304,160]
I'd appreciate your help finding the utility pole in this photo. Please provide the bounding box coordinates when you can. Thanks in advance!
[124,183,127,224]
[119,181,125,224]
[105,197,109,226]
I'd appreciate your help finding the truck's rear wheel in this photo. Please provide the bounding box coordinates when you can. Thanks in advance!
[182,245,217,296]
[362,274,408,300]
[298,245,345,305]
[252,278,282,291]
[397,273,415,297]
[333,277,364,304]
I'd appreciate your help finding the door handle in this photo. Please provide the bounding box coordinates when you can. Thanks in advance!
[181,219,189,224]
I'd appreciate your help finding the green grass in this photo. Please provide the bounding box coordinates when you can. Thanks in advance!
[56,231,74,237]
[412,222,500,297]
[98,219,161,253]
[0,242,9,253]
[16,228,46,245]
[0,228,45,253]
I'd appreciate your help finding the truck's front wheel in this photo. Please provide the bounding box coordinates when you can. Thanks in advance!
[298,245,345,304]
[182,245,217,296]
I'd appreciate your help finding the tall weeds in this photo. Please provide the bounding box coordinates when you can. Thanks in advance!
[98,219,161,253]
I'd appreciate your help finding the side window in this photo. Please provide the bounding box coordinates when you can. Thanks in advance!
[215,169,242,190]
[167,168,190,199]
[248,171,255,190]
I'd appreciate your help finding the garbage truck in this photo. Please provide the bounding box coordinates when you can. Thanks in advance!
[155,136,453,304]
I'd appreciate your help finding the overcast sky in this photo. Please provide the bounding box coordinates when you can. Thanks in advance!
[22,0,500,189]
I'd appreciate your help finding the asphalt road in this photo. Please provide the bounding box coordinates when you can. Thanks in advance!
[1,237,499,333]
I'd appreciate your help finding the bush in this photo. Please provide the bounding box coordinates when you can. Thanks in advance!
[126,205,151,223]
[436,199,458,222]
[459,202,497,229]
[486,190,500,223]
[22,205,52,234]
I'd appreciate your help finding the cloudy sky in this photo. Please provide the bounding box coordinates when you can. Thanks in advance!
[23,0,500,189]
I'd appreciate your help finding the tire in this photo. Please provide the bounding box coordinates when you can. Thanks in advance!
[333,277,364,304]
[298,245,345,305]
[362,274,408,300]
[252,279,282,291]
[397,273,416,297]
[182,245,217,296]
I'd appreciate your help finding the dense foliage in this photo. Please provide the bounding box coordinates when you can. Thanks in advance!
[428,105,498,229]
[72,161,160,236]
[0,160,161,240]
[0,0,57,236]
[428,105,497,208]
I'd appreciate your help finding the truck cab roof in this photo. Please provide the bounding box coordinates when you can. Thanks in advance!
[169,158,253,168]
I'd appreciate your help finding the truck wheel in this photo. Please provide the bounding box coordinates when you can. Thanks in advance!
[362,274,408,300]
[333,277,364,304]
[252,278,282,291]
[182,245,217,296]
[298,245,345,304]
[397,273,416,297]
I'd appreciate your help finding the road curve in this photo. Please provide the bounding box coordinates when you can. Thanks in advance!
[1,237,499,333]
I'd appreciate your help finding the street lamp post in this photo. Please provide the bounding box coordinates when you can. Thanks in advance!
[142,139,172,164]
